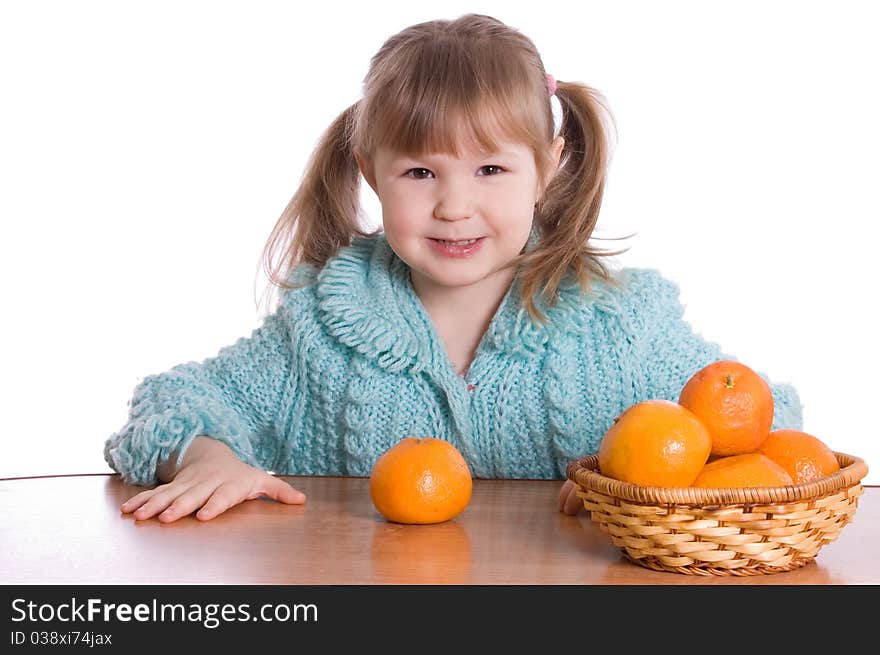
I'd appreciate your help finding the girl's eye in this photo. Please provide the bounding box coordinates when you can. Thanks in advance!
[404,165,505,179]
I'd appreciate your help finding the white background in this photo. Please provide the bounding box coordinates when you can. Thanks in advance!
[2,1,877,483]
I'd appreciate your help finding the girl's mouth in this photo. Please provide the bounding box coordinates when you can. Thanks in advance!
[428,237,485,257]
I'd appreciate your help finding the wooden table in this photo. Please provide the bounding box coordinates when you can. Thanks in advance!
[2,474,877,584]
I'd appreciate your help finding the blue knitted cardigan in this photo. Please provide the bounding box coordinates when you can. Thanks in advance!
[104,233,803,486]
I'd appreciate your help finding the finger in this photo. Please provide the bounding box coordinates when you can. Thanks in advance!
[120,489,158,514]
[157,480,222,523]
[132,497,171,521]
[255,476,306,505]
[563,487,583,515]
[195,482,248,521]
[129,483,191,520]
[558,480,574,512]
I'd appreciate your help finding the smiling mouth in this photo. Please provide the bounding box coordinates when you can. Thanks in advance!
[429,237,483,245]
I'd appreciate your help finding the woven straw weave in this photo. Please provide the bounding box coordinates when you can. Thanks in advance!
[566,452,868,576]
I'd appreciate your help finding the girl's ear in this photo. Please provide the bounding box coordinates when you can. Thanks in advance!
[548,136,565,179]
[354,149,378,193]
[538,136,566,199]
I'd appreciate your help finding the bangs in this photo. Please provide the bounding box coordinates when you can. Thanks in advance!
[372,91,536,159]
[358,33,547,159]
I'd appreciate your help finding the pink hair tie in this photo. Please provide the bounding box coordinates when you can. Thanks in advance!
[546,74,557,96]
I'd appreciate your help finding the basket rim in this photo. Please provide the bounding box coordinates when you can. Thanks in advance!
[566,451,869,505]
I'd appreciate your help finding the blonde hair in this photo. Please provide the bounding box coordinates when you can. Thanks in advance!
[259,13,627,322]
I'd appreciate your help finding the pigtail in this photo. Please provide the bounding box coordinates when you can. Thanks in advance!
[257,101,378,313]
[519,81,626,324]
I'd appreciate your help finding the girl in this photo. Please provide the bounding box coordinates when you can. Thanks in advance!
[106,13,802,523]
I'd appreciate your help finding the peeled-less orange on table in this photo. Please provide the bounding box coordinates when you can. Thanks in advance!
[369,437,473,524]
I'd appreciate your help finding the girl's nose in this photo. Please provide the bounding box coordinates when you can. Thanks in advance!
[433,187,474,221]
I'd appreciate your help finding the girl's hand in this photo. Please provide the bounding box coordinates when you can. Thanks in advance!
[120,436,306,523]
[558,479,583,515]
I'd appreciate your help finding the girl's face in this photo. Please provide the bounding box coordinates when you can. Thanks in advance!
[356,137,564,298]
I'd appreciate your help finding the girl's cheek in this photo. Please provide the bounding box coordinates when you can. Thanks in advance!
[384,210,424,237]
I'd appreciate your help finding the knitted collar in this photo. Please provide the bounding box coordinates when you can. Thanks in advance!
[312,232,617,374]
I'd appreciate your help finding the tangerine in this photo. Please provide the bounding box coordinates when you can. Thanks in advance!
[598,399,712,487]
[678,360,774,457]
[692,453,794,488]
[758,429,840,484]
[369,437,472,524]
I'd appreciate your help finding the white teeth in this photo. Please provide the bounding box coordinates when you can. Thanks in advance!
[436,238,478,245]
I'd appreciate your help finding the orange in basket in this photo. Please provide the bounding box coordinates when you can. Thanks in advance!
[692,453,793,488]
[598,399,711,487]
[758,429,840,484]
[679,360,774,456]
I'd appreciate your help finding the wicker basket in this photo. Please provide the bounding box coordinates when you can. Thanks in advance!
[566,451,869,576]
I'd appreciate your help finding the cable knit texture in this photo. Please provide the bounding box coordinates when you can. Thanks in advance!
[105,233,803,486]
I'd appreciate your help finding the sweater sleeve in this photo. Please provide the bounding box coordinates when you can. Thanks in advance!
[622,268,803,431]
[103,308,294,487]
